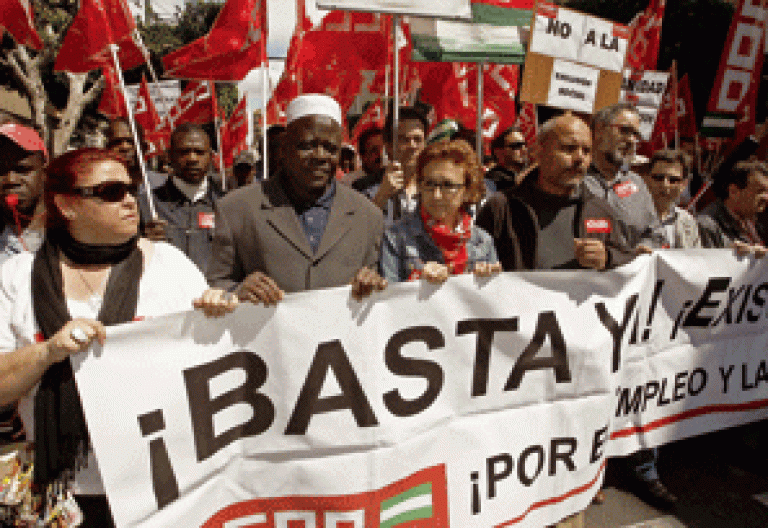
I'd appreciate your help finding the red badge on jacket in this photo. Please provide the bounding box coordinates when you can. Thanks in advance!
[613,181,638,198]
[585,218,612,233]
[198,212,215,229]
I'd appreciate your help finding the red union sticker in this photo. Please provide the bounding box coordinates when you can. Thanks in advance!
[198,212,215,229]
[201,465,448,528]
[537,2,558,18]
[613,181,638,198]
[585,218,612,233]
[612,24,629,39]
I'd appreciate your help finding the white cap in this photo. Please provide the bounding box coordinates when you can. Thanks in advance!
[286,94,343,127]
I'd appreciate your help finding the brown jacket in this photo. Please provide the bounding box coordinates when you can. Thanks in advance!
[206,175,384,293]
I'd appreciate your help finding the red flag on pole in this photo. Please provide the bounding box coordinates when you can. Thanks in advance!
[134,74,160,132]
[516,103,538,146]
[702,0,766,139]
[163,0,267,81]
[0,0,43,50]
[222,95,248,167]
[156,81,217,135]
[626,0,666,71]
[351,98,385,148]
[54,0,147,73]
[649,64,677,150]
[677,74,697,139]
[97,64,129,119]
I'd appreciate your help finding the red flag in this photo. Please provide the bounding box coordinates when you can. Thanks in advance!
[97,64,128,119]
[649,64,677,151]
[0,0,43,50]
[516,103,538,146]
[145,129,170,158]
[54,0,146,73]
[134,74,160,132]
[626,0,666,71]
[222,95,248,167]
[351,98,385,148]
[156,81,217,134]
[163,0,267,81]
[472,0,534,6]
[703,0,765,141]
[677,74,697,139]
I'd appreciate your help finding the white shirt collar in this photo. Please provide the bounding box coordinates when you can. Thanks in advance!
[171,175,208,203]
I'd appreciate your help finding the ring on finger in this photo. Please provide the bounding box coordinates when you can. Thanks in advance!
[70,327,89,345]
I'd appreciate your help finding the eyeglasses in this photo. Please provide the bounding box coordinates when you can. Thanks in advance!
[421,180,465,195]
[610,124,642,139]
[68,181,140,202]
[649,173,685,184]
[503,141,527,150]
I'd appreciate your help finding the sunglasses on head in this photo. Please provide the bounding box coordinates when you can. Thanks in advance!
[650,173,685,184]
[68,181,139,202]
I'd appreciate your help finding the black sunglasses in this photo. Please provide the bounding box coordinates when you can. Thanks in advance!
[650,173,685,184]
[68,181,140,202]
[503,141,527,150]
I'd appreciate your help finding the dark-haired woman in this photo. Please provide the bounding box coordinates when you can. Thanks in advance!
[0,148,227,526]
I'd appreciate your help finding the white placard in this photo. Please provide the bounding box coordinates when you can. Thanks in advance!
[125,80,181,119]
[547,59,600,112]
[315,0,472,19]
[621,69,670,140]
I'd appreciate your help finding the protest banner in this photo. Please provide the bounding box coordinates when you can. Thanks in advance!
[520,2,628,113]
[73,250,768,527]
[620,69,669,140]
[315,0,472,18]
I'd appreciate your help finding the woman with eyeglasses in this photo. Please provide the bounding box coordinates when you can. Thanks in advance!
[0,148,231,526]
[380,139,501,284]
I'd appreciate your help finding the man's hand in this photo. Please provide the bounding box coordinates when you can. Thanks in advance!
[733,240,768,258]
[350,267,387,300]
[236,272,284,306]
[373,161,404,209]
[193,288,239,317]
[473,261,502,277]
[421,261,450,284]
[144,219,168,241]
[575,238,608,270]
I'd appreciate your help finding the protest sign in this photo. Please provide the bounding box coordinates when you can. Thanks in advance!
[521,2,628,113]
[620,69,669,140]
[73,250,768,527]
[125,80,180,119]
[315,0,472,19]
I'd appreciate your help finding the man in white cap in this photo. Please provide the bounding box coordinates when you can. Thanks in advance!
[207,94,386,302]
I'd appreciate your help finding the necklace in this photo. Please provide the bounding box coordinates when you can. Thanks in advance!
[70,265,110,300]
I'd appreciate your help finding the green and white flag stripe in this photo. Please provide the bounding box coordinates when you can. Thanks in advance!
[380,482,433,528]
[701,112,736,137]
[410,4,531,64]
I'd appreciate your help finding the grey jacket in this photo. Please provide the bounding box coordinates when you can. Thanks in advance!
[380,209,498,283]
[638,207,702,249]
[697,199,766,248]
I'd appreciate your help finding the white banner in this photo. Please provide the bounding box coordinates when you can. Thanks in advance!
[547,59,599,113]
[315,0,472,19]
[528,2,628,72]
[125,80,181,119]
[620,69,670,140]
[72,250,768,527]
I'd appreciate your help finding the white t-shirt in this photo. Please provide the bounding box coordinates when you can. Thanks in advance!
[0,241,209,494]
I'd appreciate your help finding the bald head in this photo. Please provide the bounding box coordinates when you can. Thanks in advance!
[536,114,592,197]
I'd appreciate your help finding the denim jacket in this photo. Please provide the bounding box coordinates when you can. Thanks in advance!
[380,210,499,283]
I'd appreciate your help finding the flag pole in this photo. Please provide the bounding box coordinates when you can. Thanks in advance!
[263,66,269,180]
[672,61,679,150]
[392,14,400,159]
[110,44,157,220]
[210,81,227,192]
[476,62,484,157]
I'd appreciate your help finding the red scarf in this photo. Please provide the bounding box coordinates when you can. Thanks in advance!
[409,207,472,280]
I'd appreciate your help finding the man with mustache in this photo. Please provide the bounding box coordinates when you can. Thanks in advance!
[138,123,223,272]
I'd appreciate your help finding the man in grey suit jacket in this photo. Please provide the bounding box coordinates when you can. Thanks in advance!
[206,94,387,303]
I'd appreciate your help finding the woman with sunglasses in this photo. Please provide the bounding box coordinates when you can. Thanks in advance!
[380,139,501,284]
[0,148,228,526]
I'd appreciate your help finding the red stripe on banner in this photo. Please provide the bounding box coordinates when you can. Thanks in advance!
[611,398,768,439]
[496,461,606,526]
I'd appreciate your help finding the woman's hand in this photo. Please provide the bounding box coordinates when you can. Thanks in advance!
[194,289,240,317]
[473,261,502,277]
[45,319,106,365]
[422,262,450,284]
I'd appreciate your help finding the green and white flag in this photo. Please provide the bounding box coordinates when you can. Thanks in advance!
[379,482,433,528]
[701,112,736,138]
[410,1,533,64]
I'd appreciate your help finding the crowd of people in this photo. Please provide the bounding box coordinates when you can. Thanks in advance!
[0,92,765,526]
